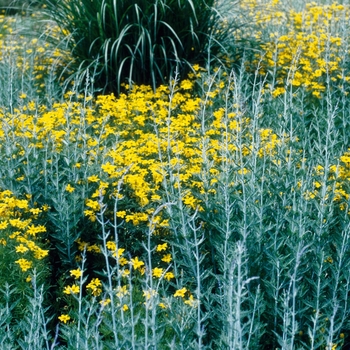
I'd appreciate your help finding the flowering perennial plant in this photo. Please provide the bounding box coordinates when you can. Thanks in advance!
[0,1,350,348]
[239,1,350,99]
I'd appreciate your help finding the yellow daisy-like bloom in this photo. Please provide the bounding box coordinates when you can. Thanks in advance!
[116,210,126,218]
[65,184,75,193]
[42,204,50,211]
[131,257,144,270]
[180,79,193,90]
[15,258,32,272]
[119,257,129,266]
[63,284,80,295]
[114,248,125,258]
[116,285,129,298]
[100,298,111,307]
[164,272,175,281]
[87,175,100,182]
[86,244,101,253]
[106,241,116,250]
[70,268,82,279]
[156,243,168,252]
[29,208,42,215]
[26,224,46,236]
[152,267,164,278]
[86,278,102,296]
[161,254,172,263]
[15,244,29,253]
[33,248,49,260]
[0,221,8,230]
[174,287,187,298]
[121,268,130,277]
[58,314,71,323]
[159,302,167,309]
[184,295,198,307]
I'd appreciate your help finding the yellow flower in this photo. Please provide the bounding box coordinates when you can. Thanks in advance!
[27,224,46,236]
[84,210,96,221]
[87,175,100,182]
[29,208,42,215]
[87,244,101,253]
[192,64,200,71]
[116,211,126,218]
[114,248,125,258]
[0,221,8,230]
[116,285,129,298]
[15,258,32,272]
[180,79,193,90]
[161,254,172,263]
[119,257,129,266]
[100,298,111,307]
[18,198,29,208]
[159,302,167,309]
[156,243,168,252]
[106,241,116,250]
[174,287,187,298]
[121,268,130,277]
[143,289,157,300]
[63,284,80,295]
[131,257,144,270]
[58,314,71,323]
[184,295,197,307]
[164,272,175,281]
[33,248,49,259]
[85,199,100,211]
[65,184,75,193]
[76,238,88,251]
[42,204,50,211]
[183,194,198,209]
[15,244,29,253]
[152,267,164,278]
[86,278,102,296]
[122,304,129,311]
[70,268,82,279]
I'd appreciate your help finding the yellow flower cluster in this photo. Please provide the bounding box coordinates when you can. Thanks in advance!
[0,190,48,275]
[0,14,69,96]
[239,1,350,98]
[0,69,285,315]
[292,149,350,210]
[86,277,103,297]
[61,236,178,318]
[0,75,283,226]
[83,83,281,220]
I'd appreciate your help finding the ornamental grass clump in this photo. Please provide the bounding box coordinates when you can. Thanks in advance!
[43,0,237,94]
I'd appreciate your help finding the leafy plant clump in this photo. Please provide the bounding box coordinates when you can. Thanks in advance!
[43,0,236,94]
[2,0,350,348]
